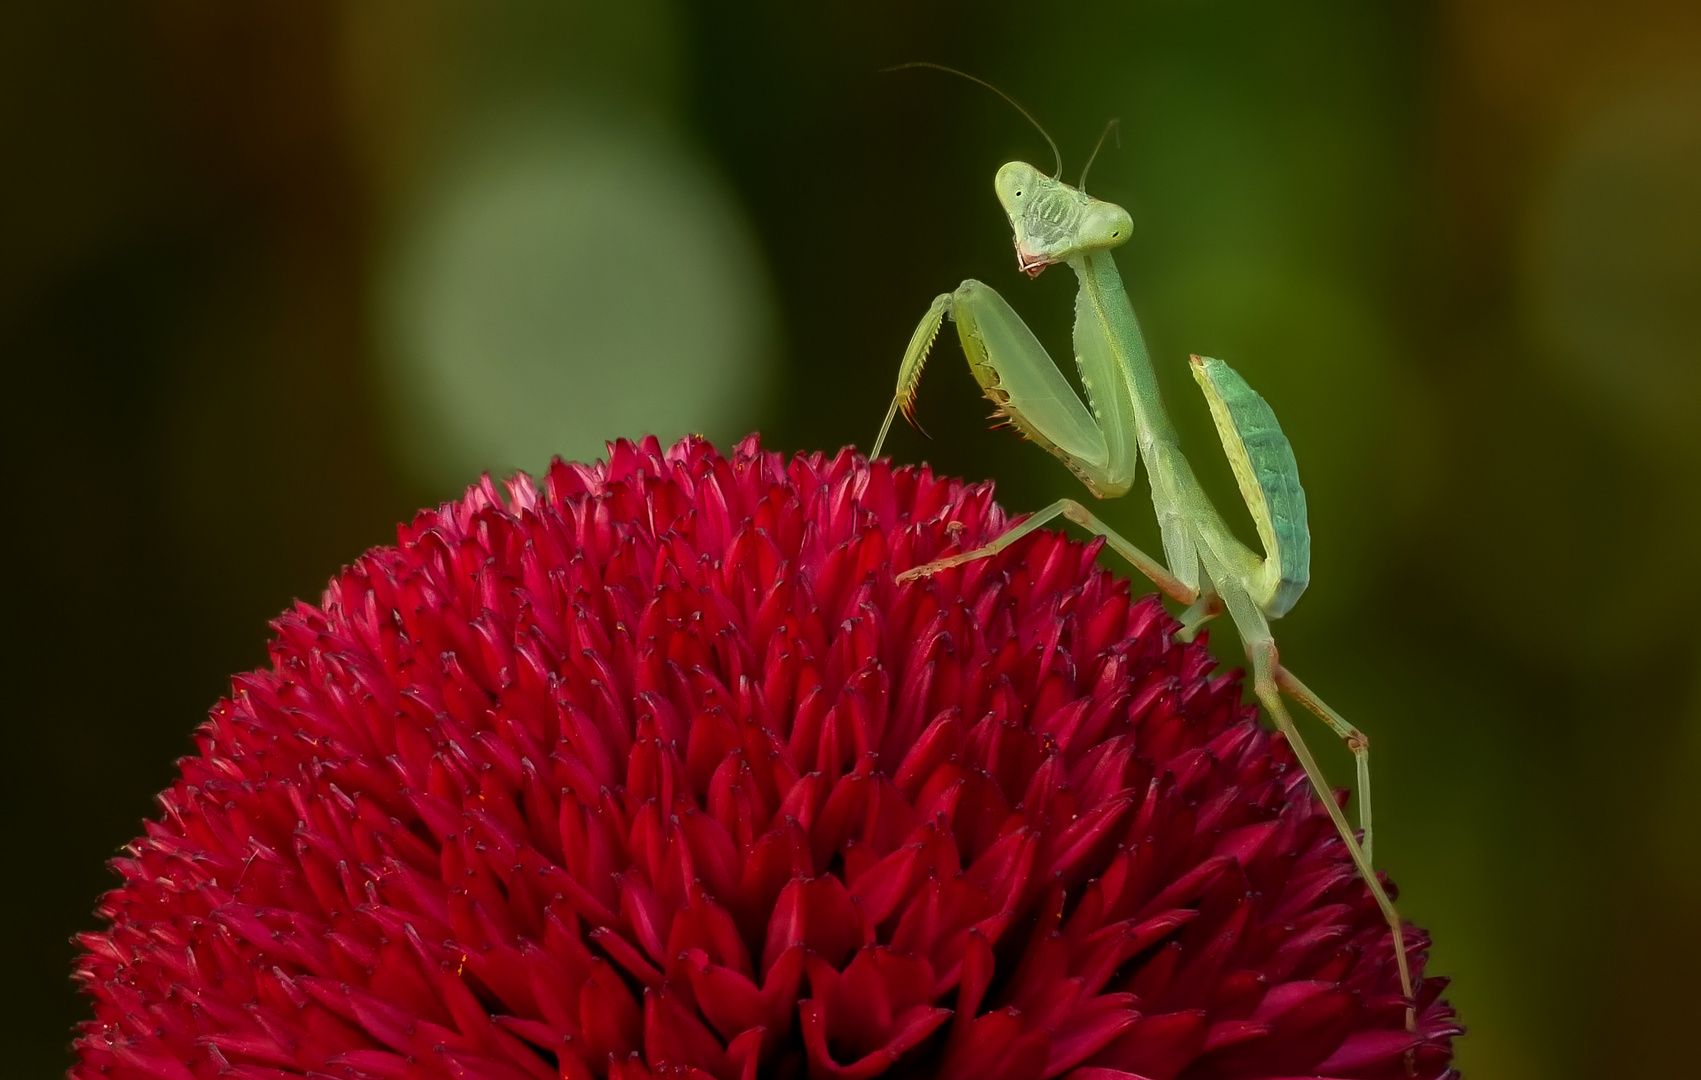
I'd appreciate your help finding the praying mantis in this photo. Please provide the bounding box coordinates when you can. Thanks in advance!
[870,68,1416,1020]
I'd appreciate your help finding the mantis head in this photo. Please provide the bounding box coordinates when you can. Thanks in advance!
[995,162,1132,278]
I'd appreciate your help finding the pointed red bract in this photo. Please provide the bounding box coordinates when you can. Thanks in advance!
[73,435,1459,1080]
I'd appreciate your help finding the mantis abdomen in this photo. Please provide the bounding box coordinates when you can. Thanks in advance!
[1192,355,1311,618]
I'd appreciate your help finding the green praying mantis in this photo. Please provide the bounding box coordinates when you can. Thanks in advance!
[871,67,1416,1021]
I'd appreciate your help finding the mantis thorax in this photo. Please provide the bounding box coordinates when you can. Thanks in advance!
[995,161,1132,277]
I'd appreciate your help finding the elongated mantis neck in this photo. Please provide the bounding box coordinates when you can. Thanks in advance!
[1067,250,1181,461]
[1068,249,1239,592]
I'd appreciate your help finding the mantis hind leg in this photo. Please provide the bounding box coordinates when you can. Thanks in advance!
[1245,637,1416,1029]
[898,497,1198,606]
[1270,660,1418,1074]
[1275,665,1375,863]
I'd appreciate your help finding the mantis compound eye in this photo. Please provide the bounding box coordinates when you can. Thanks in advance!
[994,161,1045,212]
[1079,200,1133,250]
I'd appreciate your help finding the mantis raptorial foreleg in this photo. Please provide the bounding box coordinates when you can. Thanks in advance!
[870,78,1417,1026]
[874,280,1139,500]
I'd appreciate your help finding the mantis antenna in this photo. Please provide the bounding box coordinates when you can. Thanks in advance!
[1079,118,1120,192]
[882,62,1063,179]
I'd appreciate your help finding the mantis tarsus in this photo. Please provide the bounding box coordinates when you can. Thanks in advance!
[871,69,1416,1023]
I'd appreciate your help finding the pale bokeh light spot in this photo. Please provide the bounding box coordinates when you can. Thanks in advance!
[379,109,775,489]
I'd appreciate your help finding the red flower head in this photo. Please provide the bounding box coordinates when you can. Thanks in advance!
[74,435,1459,1080]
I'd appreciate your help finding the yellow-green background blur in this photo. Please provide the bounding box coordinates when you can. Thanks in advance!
[5,3,1700,1077]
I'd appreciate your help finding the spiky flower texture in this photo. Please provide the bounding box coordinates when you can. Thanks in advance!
[75,436,1458,1080]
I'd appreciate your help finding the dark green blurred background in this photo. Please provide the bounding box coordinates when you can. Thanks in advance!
[5,2,1700,1077]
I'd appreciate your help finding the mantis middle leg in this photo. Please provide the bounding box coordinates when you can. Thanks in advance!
[895,497,1197,605]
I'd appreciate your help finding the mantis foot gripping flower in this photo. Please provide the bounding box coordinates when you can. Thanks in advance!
[74,435,1459,1080]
